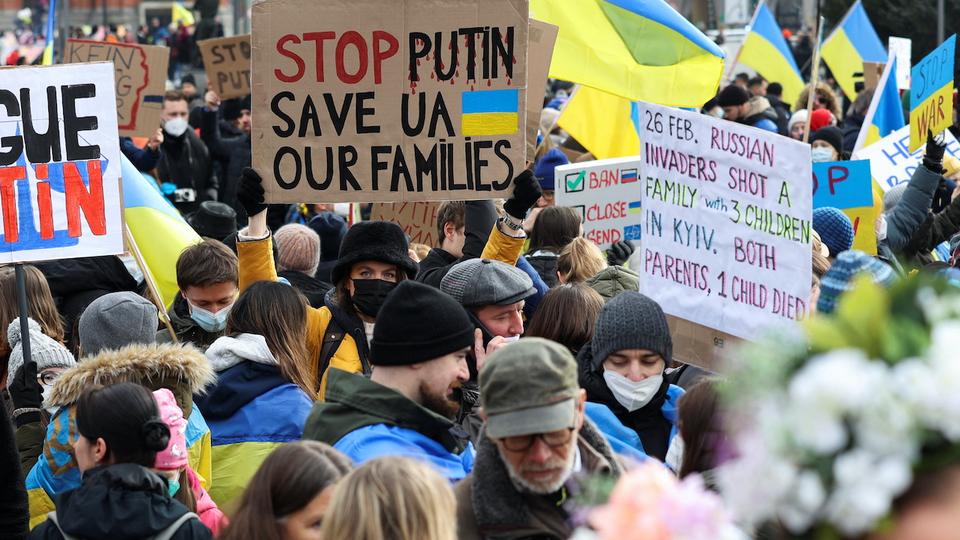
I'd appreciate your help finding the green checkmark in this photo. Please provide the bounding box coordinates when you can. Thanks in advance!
[567,171,585,192]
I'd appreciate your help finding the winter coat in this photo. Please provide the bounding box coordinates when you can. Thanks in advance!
[454,419,621,540]
[197,334,312,506]
[200,108,251,223]
[278,270,333,309]
[586,265,640,303]
[237,227,524,400]
[303,368,474,481]
[840,112,865,155]
[766,95,791,136]
[25,344,216,530]
[156,293,224,352]
[885,164,943,252]
[120,137,160,172]
[1,399,28,540]
[584,393,681,461]
[741,97,780,133]
[416,200,520,288]
[156,129,218,215]
[524,250,560,288]
[186,467,223,535]
[514,255,549,317]
[30,464,211,540]
[577,342,684,461]
[890,172,960,269]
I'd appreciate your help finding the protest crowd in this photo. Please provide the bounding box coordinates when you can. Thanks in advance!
[5,1,960,539]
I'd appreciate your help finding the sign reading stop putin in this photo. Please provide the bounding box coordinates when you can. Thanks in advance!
[251,0,529,204]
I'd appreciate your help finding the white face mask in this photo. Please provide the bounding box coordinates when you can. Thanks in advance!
[877,214,888,241]
[603,370,663,412]
[501,335,520,343]
[811,147,835,163]
[163,116,189,137]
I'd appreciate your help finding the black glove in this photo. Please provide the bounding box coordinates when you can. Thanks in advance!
[923,130,947,173]
[606,240,635,266]
[9,361,42,427]
[502,169,542,220]
[237,167,267,217]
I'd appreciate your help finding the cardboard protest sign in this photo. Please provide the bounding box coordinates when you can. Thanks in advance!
[65,40,169,138]
[813,160,877,255]
[853,124,960,192]
[251,0,528,204]
[198,35,251,100]
[635,102,812,341]
[0,63,124,264]
[370,201,440,246]
[909,35,956,152]
[889,36,911,90]
[554,157,642,249]
[525,20,557,162]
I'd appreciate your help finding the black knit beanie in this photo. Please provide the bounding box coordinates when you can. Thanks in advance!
[589,292,672,370]
[716,85,750,108]
[371,281,475,366]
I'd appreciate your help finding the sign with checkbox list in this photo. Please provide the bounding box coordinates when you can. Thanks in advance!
[554,157,643,249]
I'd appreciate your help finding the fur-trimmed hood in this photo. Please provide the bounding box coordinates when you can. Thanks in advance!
[47,342,215,414]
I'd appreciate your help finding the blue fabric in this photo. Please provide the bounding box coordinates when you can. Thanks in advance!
[205,383,312,446]
[817,250,896,314]
[750,117,779,133]
[533,148,570,191]
[334,424,475,482]
[602,0,725,57]
[515,255,549,317]
[120,137,160,173]
[195,361,289,421]
[585,384,684,461]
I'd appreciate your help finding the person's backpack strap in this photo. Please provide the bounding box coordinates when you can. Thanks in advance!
[152,512,200,540]
[317,319,346,388]
[46,512,78,540]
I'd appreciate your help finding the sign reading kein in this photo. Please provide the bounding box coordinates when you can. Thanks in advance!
[0,62,124,264]
[251,0,529,203]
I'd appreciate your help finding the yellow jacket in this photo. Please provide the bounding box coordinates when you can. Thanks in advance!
[237,226,525,400]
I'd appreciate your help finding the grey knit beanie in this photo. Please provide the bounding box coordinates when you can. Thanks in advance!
[589,292,672,369]
[6,318,76,388]
[79,292,159,356]
[883,183,908,212]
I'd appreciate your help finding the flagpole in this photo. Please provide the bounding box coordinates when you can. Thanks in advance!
[123,224,178,343]
[802,16,825,144]
[722,0,766,86]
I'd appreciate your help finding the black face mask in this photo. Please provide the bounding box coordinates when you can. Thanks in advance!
[351,279,397,317]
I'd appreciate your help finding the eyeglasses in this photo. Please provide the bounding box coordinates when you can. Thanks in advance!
[37,371,60,386]
[500,428,574,452]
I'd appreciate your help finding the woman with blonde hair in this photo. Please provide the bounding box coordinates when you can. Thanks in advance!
[557,237,608,284]
[0,265,64,386]
[322,457,457,540]
[197,281,316,505]
[794,82,842,119]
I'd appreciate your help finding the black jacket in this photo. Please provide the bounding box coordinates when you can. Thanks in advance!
[1,400,27,540]
[279,270,333,309]
[898,195,960,269]
[577,342,673,460]
[766,95,791,136]
[157,129,218,215]
[30,464,211,540]
[841,112,866,155]
[156,293,224,352]
[200,108,251,224]
[524,250,560,288]
[416,200,497,288]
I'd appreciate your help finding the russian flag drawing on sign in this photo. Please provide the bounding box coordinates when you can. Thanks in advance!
[461,89,519,136]
[621,168,638,183]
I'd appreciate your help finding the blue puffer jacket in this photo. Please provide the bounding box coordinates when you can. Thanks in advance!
[585,384,683,462]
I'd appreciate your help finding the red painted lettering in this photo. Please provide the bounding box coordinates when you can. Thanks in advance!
[275,34,305,83]
[64,161,105,238]
[303,32,335,82]
[0,166,25,243]
[372,31,399,84]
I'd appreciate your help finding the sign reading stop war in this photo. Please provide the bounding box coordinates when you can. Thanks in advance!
[251,0,528,204]
[909,35,956,152]
[65,40,169,138]
[198,35,251,100]
[0,63,124,264]
[636,102,812,341]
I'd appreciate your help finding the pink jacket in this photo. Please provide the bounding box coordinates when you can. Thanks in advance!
[188,466,226,535]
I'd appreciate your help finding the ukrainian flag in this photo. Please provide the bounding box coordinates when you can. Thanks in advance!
[40,0,55,65]
[737,2,804,105]
[557,85,641,160]
[852,51,905,153]
[821,0,886,100]
[461,89,520,137]
[121,154,201,308]
[531,0,725,108]
[172,1,196,26]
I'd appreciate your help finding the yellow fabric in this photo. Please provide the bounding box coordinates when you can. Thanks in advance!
[462,112,519,136]
[480,226,526,264]
[209,441,285,507]
[821,29,862,100]
[738,33,804,105]
[28,488,53,529]
[187,430,212,490]
[171,2,195,26]
[557,86,641,160]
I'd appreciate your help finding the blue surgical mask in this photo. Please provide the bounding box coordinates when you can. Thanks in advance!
[188,302,232,332]
[811,147,835,163]
[167,477,181,497]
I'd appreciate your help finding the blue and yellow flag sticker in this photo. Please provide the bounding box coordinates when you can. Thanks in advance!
[461,89,519,136]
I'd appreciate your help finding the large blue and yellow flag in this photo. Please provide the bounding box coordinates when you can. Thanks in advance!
[557,86,640,160]
[737,2,804,105]
[40,0,55,65]
[853,51,905,154]
[821,0,886,100]
[531,0,725,108]
[121,154,201,308]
